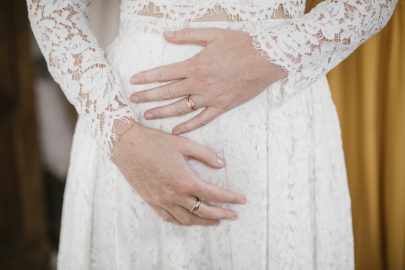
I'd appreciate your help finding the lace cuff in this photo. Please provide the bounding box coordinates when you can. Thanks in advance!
[248,0,398,106]
[27,0,138,158]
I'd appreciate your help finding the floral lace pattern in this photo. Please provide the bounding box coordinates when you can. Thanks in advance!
[26,1,398,269]
[27,0,398,157]
[27,0,137,158]
[123,0,306,21]
[248,0,398,105]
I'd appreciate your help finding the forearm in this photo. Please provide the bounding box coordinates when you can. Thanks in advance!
[248,0,398,105]
[27,0,138,157]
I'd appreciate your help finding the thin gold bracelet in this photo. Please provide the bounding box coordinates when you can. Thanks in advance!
[115,121,137,145]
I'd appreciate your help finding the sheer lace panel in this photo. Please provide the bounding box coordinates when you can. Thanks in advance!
[123,0,306,21]
[26,0,137,158]
[248,0,398,105]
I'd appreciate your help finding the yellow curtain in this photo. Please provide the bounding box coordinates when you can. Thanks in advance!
[306,1,405,269]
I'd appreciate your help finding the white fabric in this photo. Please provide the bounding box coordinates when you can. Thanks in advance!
[26,0,398,269]
[26,0,398,158]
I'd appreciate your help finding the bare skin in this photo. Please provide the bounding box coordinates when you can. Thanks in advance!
[111,20,286,228]
[111,119,247,226]
[130,28,287,134]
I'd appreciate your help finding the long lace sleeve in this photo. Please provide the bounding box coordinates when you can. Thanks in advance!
[248,0,398,105]
[26,0,138,158]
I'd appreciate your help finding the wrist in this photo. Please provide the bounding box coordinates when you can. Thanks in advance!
[112,118,142,150]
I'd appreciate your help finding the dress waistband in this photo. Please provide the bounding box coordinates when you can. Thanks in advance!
[119,14,290,36]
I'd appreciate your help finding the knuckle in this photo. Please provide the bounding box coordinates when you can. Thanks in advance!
[195,211,206,218]
[161,189,177,202]
[157,70,166,81]
[199,76,215,88]
[199,119,208,127]
[180,137,194,149]
[182,28,193,39]
[176,102,187,115]
[189,60,202,74]
[215,94,229,107]
[216,193,226,202]
[155,195,170,205]
[178,181,195,194]
[162,189,183,204]
[162,86,173,99]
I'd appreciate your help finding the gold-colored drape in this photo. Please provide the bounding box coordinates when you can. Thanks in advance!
[306,1,405,269]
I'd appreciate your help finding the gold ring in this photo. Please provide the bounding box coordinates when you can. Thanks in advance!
[186,95,197,111]
[189,196,201,213]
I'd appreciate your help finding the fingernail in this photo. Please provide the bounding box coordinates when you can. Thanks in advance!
[164,31,175,38]
[216,157,226,166]
[145,113,153,119]
[240,197,247,204]
[131,95,140,103]
[131,76,140,84]
[231,214,238,220]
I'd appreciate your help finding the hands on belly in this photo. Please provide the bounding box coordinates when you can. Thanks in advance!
[111,119,246,227]
[129,27,287,134]
[115,27,284,227]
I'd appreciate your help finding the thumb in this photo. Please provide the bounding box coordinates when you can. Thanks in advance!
[163,28,220,46]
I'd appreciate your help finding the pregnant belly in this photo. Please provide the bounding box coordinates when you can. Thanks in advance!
[107,16,298,234]
[107,14,281,176]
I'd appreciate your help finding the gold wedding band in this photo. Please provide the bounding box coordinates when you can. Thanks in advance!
[186,95,197,112]
[189,196,201,213]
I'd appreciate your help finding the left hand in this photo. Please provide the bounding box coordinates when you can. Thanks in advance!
[130,27,287,135]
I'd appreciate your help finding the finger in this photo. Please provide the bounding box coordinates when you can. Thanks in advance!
[143,95,204,120]
[150,205,182,225]
[165,204,220,226]
[131,79,192,103]
[178,196,237,220]
[130,60,190,84]
[192,179,246,205]
[172,107,221,135]
[163,28,222,46]
[180,137,225,169]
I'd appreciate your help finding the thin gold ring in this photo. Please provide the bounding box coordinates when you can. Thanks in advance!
[186,95,197,111]
[189,196,201,213]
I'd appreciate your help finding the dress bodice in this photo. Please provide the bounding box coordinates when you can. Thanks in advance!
[121,0,306,21]
[26,0,398,158]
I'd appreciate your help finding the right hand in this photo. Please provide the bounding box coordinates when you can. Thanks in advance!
[111,119,247,226]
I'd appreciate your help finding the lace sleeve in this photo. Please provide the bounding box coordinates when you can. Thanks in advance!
[26,0,138,158]
[248,0,398,105]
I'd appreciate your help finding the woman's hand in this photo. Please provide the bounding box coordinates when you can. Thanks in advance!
[111,120,246,226]
[129,28,287,135]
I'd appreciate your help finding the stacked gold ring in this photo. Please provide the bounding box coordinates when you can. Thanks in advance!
[189,196,201,213]
[186,95,197,111]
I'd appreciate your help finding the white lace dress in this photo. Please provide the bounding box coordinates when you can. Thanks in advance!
[27,0,398,269]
